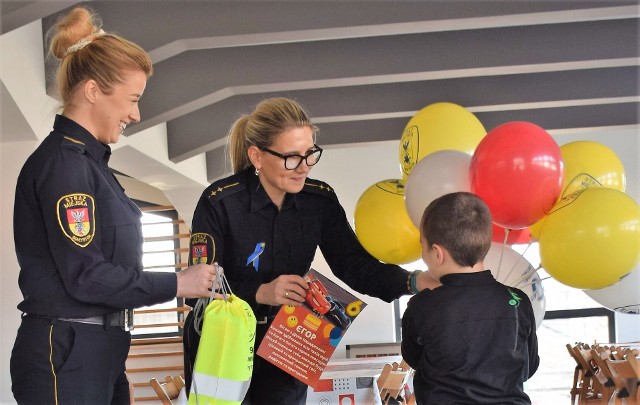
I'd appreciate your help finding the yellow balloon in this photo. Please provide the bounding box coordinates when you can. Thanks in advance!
[529,217,545,241]
[539,187,640,289]
[399,102,486,179]
[560,141,626,196]
[354,179,421,265]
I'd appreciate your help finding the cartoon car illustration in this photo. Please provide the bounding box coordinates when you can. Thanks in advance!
[304,276,351,330]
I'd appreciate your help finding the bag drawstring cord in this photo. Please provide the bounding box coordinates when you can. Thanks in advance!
[193,263,231,335]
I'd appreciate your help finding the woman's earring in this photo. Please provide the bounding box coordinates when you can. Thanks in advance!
[255,168,260,176]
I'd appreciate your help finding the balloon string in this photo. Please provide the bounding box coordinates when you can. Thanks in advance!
[513,264,542,289]
[516,276,551,289]
[496,237,507,280]
[502,239,534,285]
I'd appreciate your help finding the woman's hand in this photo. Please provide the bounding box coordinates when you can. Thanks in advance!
[176,263,225,299]
[255,274,308,306]
[417,270,442,291]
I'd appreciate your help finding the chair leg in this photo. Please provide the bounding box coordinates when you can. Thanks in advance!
[570,365,581,404]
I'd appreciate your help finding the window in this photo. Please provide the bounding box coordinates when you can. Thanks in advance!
[131,203,189,338]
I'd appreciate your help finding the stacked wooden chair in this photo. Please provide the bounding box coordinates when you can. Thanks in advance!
[568,342,640,405]
[568,343,613,403]
[377,359,414,405]
[606,352,639,405]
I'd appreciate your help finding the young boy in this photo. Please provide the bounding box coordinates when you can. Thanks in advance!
[401,192,539,404]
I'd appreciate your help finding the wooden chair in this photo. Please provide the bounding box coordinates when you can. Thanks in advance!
[626,353,640,378]
[627,354,640,404]
[589,348,617,404]
[150,374,185,405]
[567,343,586,404]
[170,373,186,391]
[571,343,610,403]
[610,347,639,361]
[606,356,639,405]
[377,361,412,405]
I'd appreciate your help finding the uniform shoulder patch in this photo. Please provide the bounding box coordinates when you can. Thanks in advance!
[57,193,95,247]
[302,178,338,201]
[190,233,215,265]
[206,176,246,203]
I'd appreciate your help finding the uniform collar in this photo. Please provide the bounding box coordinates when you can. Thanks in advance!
[439,270,496,286]
[246,167,298,212]
[54,114,112,163]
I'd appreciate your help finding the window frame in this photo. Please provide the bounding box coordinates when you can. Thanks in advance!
[132,200,186,339]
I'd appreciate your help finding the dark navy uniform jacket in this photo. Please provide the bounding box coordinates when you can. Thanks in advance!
[186,167,410,318]
[14,115,176,318]
[402,270,540,405]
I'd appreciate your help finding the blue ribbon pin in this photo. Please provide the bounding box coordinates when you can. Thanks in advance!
[246,242,265,271]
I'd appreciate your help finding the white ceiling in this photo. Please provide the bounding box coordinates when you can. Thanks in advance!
[2,1,639,185]
[2,3,639,318]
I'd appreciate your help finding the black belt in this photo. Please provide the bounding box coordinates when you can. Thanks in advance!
[25,310,134,331]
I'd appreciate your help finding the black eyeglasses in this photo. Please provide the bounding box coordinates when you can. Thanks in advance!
[258,144,323,170]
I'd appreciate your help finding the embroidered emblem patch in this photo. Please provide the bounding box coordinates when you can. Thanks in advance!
[190,233,215,265]
[57,193,95,247]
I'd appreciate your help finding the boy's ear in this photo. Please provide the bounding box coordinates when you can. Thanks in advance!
[432,244,446,265]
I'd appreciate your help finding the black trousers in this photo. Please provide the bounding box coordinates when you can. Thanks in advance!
[11,314,131,405]
[184,312,308,405]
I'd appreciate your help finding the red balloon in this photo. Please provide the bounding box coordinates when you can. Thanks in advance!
[470,122,563,229]
[492,223,532,245]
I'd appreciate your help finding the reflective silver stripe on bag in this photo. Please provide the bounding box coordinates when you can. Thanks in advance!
[192,371,251,402]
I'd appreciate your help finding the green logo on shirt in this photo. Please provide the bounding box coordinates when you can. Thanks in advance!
[508,289,522,307]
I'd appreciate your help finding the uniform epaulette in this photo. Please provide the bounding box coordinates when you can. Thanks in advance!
[206,177,245,203]
[61,136,86,153]
[302,178,338,201]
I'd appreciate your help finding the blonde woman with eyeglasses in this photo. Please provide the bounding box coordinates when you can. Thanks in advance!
[184,97,440,404]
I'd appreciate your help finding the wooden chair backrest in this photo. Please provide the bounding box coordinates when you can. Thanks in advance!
[572,344,597,377]
[625,353,640,378]
[169,374,186,390]
[150,375,183,405]
[589,347,618,404]
[566,343,584,403]
[606,357,639,404]
[377,362,412,405]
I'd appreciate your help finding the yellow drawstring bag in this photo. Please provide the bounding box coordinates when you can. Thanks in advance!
[189,268,256,405]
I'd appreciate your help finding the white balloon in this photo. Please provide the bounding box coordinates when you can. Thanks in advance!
[523,272,546,330]
[583,263,640,315]
[485,243,546,329]
[404,150,471,228]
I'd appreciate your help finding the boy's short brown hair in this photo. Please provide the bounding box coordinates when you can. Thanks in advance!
[420,192,492,267]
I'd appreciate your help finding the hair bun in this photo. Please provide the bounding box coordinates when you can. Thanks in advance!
[49,7,101,59]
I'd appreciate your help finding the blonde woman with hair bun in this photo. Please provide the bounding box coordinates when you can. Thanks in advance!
[11,6,220,404]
